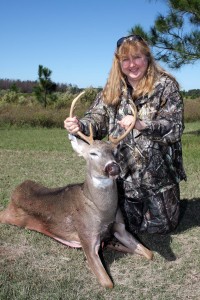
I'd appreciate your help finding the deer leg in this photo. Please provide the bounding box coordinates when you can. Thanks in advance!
[0,202,29,227]
[106,238,138,254]
[0,202,45,231]
[112,209,153,260]
[0,202,57,240]
[80,235,113,289]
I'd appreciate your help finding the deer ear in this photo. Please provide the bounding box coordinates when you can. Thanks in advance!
[68,134,90,157]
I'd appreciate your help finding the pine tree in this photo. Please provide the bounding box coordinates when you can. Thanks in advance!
[34,65,56,107]
[130,0,200,68]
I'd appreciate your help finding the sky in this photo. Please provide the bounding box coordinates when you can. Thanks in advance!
[1,0,199,91]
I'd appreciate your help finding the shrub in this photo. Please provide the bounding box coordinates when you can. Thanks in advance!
[1,91,19,104]
[53,93,73,109]
[184,98,200,122]
[0,104,66,128]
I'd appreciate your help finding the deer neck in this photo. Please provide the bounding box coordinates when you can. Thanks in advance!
[83,173,118,212]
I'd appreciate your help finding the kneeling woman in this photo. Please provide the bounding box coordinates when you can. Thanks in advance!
[64,34,186,234]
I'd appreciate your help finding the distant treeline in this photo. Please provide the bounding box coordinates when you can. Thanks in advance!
[0,79,83,94]
[181,89,200,99]
[0,78,199,98]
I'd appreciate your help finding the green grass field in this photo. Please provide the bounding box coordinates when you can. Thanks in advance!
[0,122,200,299]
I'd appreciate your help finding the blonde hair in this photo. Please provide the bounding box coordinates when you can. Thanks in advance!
[102,38,178,106]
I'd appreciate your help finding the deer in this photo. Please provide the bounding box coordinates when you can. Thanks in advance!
[0,92,153,288]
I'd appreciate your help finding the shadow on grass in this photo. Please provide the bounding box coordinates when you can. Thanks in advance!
[103,198,200,265]
[138,198,200,261]
[178,198,200,231]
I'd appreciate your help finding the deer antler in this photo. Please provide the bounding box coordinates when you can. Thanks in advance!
[69,91,94,145]
[70,92,137,145]
[109,102,137,145]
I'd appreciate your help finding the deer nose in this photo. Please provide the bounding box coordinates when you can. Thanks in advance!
[105,162,120,177]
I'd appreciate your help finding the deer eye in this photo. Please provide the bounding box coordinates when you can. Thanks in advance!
[89,152,98,157]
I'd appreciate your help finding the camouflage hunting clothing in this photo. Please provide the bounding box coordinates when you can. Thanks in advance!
[79,74,187,234]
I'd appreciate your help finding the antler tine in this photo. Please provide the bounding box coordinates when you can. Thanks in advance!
[77,124,94,145]
[69,91,94,145]
[109,102,137,145]
[69,91,86,118]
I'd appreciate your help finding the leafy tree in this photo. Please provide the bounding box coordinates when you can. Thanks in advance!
[34,65,57,107]
[129,0,200,68]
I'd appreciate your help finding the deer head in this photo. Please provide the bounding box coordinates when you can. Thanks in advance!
[68,91,137,182]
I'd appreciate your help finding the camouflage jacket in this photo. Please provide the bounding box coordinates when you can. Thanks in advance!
[80,75,187,200]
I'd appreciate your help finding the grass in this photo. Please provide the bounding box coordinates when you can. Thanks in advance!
[184,98,200,122]
[0,122,200,300]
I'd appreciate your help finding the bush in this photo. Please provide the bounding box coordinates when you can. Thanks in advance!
[0,104,67,128]
[0,91,37,107]
[1,91,19,104]
[53,92,73,109]
[184,98,200,122]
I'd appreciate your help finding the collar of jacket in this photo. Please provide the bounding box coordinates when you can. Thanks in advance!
[121,83,149,108]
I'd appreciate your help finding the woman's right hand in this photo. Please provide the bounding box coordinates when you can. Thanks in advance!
[64,116,81,134]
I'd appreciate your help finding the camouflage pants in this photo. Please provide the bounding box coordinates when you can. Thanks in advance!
[118,183,180,234]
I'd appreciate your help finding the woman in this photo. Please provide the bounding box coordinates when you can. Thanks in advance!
[64,34,186,234]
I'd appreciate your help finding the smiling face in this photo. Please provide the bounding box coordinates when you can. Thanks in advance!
[120,52,148,87]
[117,41,150,88]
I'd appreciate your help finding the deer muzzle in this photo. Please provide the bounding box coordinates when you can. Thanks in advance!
[105,161,120,179]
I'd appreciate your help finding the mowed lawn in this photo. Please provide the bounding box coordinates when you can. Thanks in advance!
[0,122,200,300]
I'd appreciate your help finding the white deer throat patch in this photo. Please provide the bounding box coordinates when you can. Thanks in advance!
[92,177,113,189]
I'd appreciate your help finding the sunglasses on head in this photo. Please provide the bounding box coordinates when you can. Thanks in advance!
[117,34,144,48]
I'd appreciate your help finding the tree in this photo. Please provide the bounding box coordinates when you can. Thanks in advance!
[129,0,200,68]
[10,82,19,93]
[34,65,57,107]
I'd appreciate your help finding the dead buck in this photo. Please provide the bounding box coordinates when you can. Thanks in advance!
[0,92,153,288]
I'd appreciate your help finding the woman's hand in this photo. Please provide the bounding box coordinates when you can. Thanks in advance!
[64,116,81,134]
[118,115,147,131]
[134,119,147,131]
[117,115,135,130]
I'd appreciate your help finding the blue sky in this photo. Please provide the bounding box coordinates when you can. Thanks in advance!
[1,0,199,91]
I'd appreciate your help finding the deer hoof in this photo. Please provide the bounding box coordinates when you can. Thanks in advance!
[135,244,154,260]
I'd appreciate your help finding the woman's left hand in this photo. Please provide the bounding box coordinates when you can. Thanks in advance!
[117,115,135,130]
[134,119,147,131]
[118,115,147,131]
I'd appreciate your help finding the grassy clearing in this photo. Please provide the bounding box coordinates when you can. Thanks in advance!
[0,123,200,300]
